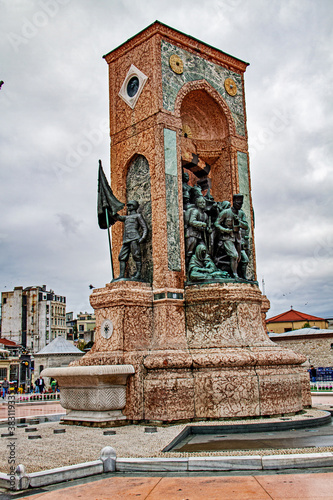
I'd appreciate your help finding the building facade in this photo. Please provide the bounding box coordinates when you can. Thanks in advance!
[1,285,66,353]
[76,312,96,344]
[269,327,333,368]
[0,341,20,386]
[266,308,328,334]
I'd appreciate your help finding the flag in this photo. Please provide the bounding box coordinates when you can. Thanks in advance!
[97,160,125,229]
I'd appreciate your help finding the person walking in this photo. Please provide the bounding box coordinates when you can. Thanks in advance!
[37,376,45,393]
[1,378,10,398]
[310,365,317,382]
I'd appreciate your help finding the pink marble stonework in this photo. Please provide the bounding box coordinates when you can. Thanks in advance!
[69,281,311,423]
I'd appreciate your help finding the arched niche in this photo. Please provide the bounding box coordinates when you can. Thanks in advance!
[125,155,153,283]
[175,80,236,200]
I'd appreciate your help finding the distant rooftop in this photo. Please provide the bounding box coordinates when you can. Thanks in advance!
[0,338,20,347]
[36,336,83,355]
[266,308,325,324]
[268,327,333,338]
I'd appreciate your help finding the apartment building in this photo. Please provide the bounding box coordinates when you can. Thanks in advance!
[1,285,66,353]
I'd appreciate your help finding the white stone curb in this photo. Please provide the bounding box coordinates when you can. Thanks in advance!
[262,452,333,470]
[116,457,188,472]
[28,460,104,488]
[1,450,333,491]
[187,456,262,471]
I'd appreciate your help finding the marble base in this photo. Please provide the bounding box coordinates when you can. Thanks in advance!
[75,281,312,423]
[62,410,126,423]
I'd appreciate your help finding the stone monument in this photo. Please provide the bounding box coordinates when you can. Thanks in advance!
[43,22,311,425]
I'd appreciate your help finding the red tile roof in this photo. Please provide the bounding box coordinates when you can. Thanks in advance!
[0,338,20,346]
[266,309,325,324]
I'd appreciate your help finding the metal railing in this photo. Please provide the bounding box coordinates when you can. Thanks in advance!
[4,392,60,403]
[310,381,333,391]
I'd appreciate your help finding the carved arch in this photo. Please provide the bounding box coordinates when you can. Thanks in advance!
[174,79,236,137]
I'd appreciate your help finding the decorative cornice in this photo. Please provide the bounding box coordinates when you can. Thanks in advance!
[103,21,249,74]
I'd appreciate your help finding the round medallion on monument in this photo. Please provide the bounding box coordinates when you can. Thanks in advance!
[126,76,139,97]
[224,77,237,96]
[169,54,184,74]
[101,319,114,339]
[118,64,148,109]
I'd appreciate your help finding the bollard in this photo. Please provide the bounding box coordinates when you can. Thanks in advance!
[100,446,116,472]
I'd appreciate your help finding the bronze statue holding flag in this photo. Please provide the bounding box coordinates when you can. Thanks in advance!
[97,160,147,281]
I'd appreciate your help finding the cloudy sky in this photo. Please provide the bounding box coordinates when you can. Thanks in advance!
[0,0,332,321]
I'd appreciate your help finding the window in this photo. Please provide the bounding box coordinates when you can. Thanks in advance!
[3,298,7,304]
[79,325,84,332]
[0,368,8,379]
[46,305,49,314]
[284,328,292,332]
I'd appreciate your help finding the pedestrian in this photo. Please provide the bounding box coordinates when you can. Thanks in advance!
[37,376,45,393]
[310,365,317,382]
[1,378,10,398]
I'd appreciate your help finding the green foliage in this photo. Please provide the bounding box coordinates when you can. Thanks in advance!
[302,322,311,328]
[76,340,86,351]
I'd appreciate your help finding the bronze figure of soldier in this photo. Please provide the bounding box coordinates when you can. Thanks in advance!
[115,200,148,280]
[185,196,210,268]
[214,194,249,279]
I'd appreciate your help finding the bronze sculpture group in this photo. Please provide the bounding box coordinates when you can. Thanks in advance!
[112,185,250,282]
[98,160,251,282]
[183,172,251,282]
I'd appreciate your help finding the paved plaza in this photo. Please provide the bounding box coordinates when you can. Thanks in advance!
[12,472,333,499]
[0,395,332,498]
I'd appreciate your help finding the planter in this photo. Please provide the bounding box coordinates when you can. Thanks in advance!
[41,365,135,426]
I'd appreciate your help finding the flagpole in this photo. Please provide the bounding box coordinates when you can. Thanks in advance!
[105,208,114,281]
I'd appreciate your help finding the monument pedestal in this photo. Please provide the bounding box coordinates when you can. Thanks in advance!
[69,280,311,424]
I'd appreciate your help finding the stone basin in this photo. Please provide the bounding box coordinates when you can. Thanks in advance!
[41,364,135,426]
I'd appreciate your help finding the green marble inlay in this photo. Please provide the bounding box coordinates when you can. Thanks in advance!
[164,128,181,271]
[237,151,250,216]
[237,151,255,278]
[161,40,245,136]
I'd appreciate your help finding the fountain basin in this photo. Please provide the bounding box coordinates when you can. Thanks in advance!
[41,364,135,426]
